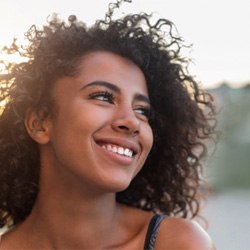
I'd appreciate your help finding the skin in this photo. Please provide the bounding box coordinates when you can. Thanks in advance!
[0,51,215,249]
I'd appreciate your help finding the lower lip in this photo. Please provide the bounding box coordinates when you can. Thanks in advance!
[95,143,135,166]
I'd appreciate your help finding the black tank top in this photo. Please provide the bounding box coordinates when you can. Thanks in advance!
[144,214,167,250]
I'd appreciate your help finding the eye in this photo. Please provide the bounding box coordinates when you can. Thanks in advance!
[134,106,151,119]
[88,91,115,104]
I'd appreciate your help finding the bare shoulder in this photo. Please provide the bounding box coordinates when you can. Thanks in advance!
[154,217,216,250]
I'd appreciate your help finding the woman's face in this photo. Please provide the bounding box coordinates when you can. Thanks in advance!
[42,51,153,193]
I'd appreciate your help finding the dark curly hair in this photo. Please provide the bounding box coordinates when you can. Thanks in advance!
[0,0,216,228]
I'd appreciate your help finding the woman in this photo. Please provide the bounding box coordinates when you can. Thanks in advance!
[0,1,216,249]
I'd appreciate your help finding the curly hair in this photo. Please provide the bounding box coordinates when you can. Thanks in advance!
[0,0,216,227]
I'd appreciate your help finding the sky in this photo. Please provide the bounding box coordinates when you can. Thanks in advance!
[0,0,250,89]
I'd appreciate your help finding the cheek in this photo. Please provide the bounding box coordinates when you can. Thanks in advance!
[133,126,153,177]
[144,125,154,154]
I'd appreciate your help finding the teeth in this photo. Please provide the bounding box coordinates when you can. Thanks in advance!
[112,146,117,153]
[124,148,133,157]
[124,148,130,155]
[101,144,133,158]
[118,147,124,155]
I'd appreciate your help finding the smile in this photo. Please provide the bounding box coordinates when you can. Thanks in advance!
[101,144,134,158]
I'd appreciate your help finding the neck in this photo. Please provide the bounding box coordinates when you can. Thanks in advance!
[17,150,127,249]
[22,185,119,249]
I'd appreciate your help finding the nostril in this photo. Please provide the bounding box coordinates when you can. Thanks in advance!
[115,124,139,135]
[111,118,140,135]
[118,125,129,130]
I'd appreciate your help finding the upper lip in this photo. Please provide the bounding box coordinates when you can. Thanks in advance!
[94,136,140,156]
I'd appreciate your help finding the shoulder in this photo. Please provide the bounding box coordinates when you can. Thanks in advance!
[154,217,216,250]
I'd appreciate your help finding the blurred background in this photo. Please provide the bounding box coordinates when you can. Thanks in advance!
[1,0,250,249]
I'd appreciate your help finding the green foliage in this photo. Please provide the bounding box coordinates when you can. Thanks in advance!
[207,83,250,191]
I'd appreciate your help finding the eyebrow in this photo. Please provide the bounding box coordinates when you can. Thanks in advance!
[81,80,120,93]
[81,80,151,105]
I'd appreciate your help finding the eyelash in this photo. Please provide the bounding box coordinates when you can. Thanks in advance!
[88,90,150,119]
[88,91,115,104]
[134,107,151,119]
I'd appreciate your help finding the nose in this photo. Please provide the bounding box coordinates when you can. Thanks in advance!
[111,108,140,136]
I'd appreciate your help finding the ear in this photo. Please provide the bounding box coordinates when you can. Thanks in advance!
[24,109,51,145]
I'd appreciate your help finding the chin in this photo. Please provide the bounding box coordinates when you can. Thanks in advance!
[102,178,132,193]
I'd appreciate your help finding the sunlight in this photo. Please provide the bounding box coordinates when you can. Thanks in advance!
[0,53,26,68]
[0,0,250,88]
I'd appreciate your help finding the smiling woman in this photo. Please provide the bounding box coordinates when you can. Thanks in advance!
[37,51,153,194]
[0,0,216,249]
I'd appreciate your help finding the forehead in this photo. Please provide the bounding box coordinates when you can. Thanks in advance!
[77,51,148,95]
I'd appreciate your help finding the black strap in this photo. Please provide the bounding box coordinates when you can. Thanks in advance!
[143,214,167,250]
